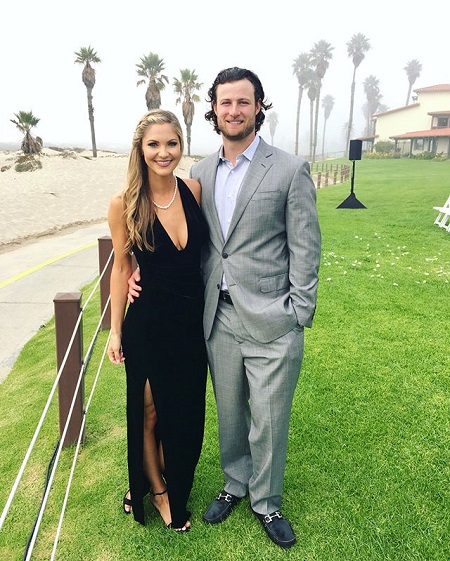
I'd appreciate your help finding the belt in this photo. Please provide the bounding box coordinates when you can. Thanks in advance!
[218,290,233,305]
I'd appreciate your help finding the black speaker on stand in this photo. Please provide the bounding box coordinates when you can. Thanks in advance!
[337,139,367,209]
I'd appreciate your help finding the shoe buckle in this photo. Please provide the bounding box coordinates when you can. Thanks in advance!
[264,511,282,524]
[218,492,233,502]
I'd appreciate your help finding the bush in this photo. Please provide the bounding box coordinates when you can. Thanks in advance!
[412,151,435,160]
[14,154,43,172]
[374,140,395,153]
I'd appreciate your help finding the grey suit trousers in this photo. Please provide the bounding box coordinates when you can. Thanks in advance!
[207,299,304,514]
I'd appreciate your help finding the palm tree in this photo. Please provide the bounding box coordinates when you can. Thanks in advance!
[307,77,318,160]
[363,75,382,136]
[74,46,101,158]
[404,59,422,105]
[292,53,312,155]
[345,33,371,154]
[266,112,279,145]
[321,95,335,159]
[10,110,42,154]
[173,69,202,156]
[136,53,168,110]
[310,40,334,163]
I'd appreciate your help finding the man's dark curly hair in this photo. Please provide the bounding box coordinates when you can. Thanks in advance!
[205,67,273,134]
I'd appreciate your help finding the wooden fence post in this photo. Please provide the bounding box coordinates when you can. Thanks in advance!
[98,236,113,330]
[53,292,85,447]
[98,236,137,330]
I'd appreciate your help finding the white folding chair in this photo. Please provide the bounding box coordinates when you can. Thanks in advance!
[433,195,450,230]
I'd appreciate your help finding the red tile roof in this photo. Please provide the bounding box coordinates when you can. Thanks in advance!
[414,84,450,93]
[390,128,450,139]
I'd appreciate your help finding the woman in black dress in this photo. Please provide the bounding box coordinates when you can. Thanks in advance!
[107,109,208,532]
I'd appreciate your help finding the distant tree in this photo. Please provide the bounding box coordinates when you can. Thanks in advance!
[404,59,422,105]
[173,69,202,156]
[137,53,168,110]
[292,53,313,155]
[74,46,101,158]
[361,102,369,132]
[342,121,353,150]
[321,94,335,159]
[307,77,318,160]
[10,110,42,154]
[266,112,279,145]
[363,75,382,135]
[345,33,371,154]
[310,40,334,163]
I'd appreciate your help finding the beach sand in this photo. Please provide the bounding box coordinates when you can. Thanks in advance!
[0,148,197,251]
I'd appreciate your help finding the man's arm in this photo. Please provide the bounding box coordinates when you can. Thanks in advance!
[286,159,321,328]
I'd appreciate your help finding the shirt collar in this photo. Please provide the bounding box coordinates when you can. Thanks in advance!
[219,134,260,163]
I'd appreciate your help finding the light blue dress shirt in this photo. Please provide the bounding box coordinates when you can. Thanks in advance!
[214,135,260,289]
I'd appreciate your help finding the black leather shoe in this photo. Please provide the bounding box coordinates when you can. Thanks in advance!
[251,509,296,548]
[203,491,242,524]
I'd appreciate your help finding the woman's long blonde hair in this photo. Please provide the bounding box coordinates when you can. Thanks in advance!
[122,109,184,253]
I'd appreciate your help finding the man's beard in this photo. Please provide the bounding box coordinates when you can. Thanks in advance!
[219,121,255,142]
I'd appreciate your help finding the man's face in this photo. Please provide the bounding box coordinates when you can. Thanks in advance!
[213,79,261,142]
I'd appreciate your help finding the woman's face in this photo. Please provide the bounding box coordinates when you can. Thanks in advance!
[141,123,182,178]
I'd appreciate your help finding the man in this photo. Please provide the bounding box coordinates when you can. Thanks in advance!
[129,67,321,548]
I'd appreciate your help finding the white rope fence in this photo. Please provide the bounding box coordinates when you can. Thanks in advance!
[51,325,111,561]
[24,294,112,561]
[0,311,83,531]
[0,245,114,560]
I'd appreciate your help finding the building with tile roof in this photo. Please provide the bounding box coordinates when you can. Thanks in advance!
[359,84,450,157]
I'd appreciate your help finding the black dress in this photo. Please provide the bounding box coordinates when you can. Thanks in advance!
[121,178,208,528]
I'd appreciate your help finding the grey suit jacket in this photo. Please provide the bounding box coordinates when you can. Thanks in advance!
[191,137,321,343]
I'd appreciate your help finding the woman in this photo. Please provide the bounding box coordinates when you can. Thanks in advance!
[107,109,208,532]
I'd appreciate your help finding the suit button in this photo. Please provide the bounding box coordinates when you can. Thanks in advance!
[222,252,228,258]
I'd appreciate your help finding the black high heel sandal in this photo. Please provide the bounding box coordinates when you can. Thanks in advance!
[168,522,191,533]
[150,488,191,532]
[123,490,132,514]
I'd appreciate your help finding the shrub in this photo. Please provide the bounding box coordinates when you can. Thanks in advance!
[374,140,395,153]
[14,154,43,172]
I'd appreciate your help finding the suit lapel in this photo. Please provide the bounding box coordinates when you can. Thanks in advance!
[202,153,225,245]
[225,139,273,241]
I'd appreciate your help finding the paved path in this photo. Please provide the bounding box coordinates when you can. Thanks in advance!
[0,222,110,383]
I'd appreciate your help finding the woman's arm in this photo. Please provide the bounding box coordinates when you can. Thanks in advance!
[107,193,133,365]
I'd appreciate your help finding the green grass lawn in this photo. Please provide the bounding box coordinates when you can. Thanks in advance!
[1,158,449,560]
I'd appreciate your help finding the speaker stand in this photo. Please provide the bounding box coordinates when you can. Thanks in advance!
[337,160,366,209]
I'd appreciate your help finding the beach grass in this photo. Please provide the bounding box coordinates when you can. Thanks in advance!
[0,158,449,560]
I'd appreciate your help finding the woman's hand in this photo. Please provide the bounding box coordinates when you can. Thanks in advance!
[108,332,125,365]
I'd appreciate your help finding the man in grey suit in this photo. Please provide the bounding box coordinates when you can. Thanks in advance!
[191,67,321,548]
[128,67,321,548]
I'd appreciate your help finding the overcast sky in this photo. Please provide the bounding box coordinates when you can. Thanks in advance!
[1,0,448,157]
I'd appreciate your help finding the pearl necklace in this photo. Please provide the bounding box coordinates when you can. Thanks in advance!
[153,177,178,210]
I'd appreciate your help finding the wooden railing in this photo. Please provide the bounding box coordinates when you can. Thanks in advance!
[309,163,350,188]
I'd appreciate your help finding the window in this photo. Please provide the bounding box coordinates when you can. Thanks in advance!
[414,138,424,150]
[432,115,450,128]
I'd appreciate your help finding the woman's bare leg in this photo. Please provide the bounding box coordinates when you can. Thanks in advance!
[142,379,172,526]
